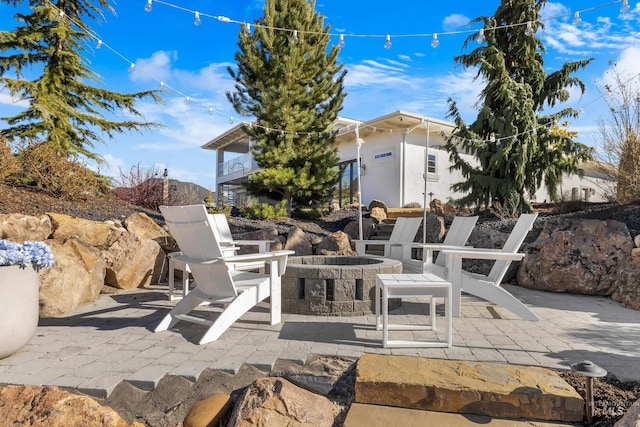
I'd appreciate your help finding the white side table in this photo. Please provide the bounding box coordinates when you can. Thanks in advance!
[376,273,452,348]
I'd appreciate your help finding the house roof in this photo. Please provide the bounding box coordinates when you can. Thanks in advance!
[202,122,252,152]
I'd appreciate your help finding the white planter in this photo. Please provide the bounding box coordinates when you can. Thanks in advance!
[0,265,39,359]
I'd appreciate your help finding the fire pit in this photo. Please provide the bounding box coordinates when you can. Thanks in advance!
[281,255,403,316]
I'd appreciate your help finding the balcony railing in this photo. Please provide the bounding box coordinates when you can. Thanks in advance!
[218,154,253,177]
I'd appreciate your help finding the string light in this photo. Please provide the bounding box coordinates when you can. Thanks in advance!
[621,0,630,13]
[477,28,485,44]
[194,11,201,26]
[384,34,392,49]
[243,22,251,35]
[127,63,135,72]
[291,30,299,44]
[337,34,345,48]
[144,0,152,12]
[431,33,439,48]
[95,39,102,49]
[572,11,581,26]
[184,96,190,104]
[525,21,535,36]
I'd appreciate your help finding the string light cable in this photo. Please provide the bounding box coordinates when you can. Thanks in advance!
[32,0,637,140]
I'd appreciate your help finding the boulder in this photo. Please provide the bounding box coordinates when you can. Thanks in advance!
[367,199,388,214]
[426,213,445,243]
[429,198,443,214]
[343,218,375,241]
[0,385,143,427]
[615,398,640,427]
[316,231,356,256]
[39,237,106,317]
[124,212,175,251]
[612,251,640,310]
[635,234,640,248]
[235,227,280,254]
[0,213,52,242]
[184,394,232,427]
[518,219,633,295]
[227,377,340,427]
[369,207,387,223]
[49,212,117,247]
[103,229,165,289]
[284,227,313,256]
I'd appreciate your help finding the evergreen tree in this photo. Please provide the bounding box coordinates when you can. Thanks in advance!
[445,0,593,214]
[0,0,163,160]
[227,0,347,215]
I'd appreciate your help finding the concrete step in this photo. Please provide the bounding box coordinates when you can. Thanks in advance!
[344,403,576,427]
[354,354,584,423]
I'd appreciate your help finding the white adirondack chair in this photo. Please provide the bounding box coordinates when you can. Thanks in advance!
[354,217,423,260]
[400,215,479,273]
[428,213,539,321]
[155,204,294,344]
[208,213,273,253]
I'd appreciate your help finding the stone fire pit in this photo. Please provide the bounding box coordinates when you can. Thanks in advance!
[281,255,403,316]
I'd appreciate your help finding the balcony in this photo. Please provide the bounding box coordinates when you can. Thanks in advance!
[218,154,258,182]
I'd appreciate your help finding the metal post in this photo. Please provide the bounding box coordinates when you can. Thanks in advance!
[423,121,430,243]
[356,125,364,241]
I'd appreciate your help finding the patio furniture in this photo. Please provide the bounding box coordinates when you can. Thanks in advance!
[166,213,272,300]
[437,213,540,321]
[400,215,479,273]
[376,273,452,348]
[155,204,294,344]
[354,216,423,260]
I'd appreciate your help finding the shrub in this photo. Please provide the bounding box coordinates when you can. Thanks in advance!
[0,136,20,182]
[241,200,287,220]
[16,141,102,201]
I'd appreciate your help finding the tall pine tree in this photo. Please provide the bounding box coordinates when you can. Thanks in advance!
[0,0,162,160]
[227,0,347,215]
[446,0,593,214]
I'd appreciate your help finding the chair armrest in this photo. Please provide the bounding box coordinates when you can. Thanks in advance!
[219,250,294,263]
[234,240,275,245]
[440,249,525,261]
[353,239,392,255]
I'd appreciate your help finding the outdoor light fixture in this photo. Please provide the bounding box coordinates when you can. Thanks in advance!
[621,0,630,13]
[477,28,485,44]
[431,33,440,48]
[570,360,607,424]
[144,0,152,12]
[573,11,581,26]
[338,34,345,48]
[525,21,535,36]
[194,11,201,26]
[384,34,392,49]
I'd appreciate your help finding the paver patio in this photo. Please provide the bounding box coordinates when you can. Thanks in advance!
[1,284,639,399]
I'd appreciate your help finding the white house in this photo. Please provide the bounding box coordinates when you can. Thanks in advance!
[203,110,614,208]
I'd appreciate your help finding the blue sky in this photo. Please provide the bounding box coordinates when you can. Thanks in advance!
[1,0,639,191]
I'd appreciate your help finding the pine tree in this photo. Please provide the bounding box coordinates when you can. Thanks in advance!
[0,0,163,160]
[445,0,593,214]
[226,0,347,215]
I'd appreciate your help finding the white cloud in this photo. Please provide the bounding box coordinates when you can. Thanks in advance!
[0,91,29,108]
[442,14,471,31]
[397,55,411,62]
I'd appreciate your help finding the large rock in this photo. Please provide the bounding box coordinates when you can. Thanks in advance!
[49,212,118,247]
[615,398,640,427]
[369,207,387,223]
[316,231,356,256]
[0,385,143,427]
[354,354,583,422]
[426,213,445,243]
[343,218,375,241]
[611,251,640,310]
[518,219,633,295]
[39,237,106,317]
[235,227,280,254]
[227,377,340,427]
[284,227,313,256]
[0,213,52,242]
[103,229,164,289]
[184,393,232,427]
[124,212,175,251]
[367,199,388,214]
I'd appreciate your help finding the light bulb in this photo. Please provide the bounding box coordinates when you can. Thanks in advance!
[159,81,165,89]
[144,0,152,12]
[243,22,251,36]
[291,30,299,44]
[95,39,102,49]
[431,33,439,48]
[489,132,496,143]
[194,11,201,26]
[56,10,65,21]
[337,34,345,49]
[384,34,392,49]
[218,16,231,23]
[229,117,234,124]
[572,11,581,26]
[477,28,485,44]
[184,96,190,104]
[525,21,535,36]
[128,63,135,72]
[621,0,630,13]
[208,108,213,115]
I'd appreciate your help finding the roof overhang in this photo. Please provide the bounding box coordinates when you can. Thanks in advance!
[202,122,252,152]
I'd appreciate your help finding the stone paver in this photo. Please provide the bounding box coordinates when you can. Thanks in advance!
[1,284,640,398]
